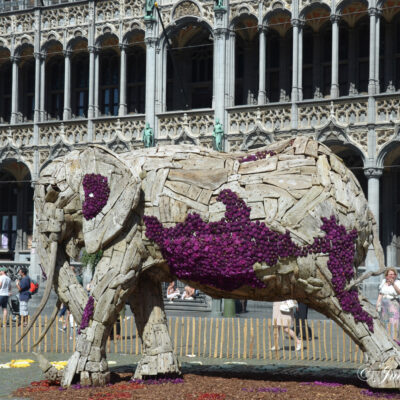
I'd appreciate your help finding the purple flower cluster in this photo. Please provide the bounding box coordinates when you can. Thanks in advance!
[239,150,276,163]
[361,389,400,399]
[144,189,373,330]
[130,378,184,385]
[78,296,94,334]
[82,174,110,220]
[241,387,287,392]
[300,381,343,387]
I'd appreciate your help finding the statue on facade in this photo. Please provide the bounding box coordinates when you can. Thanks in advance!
[145,0,155,19]
[213,118,224,152]
[214,0,224,9]
[142,122,154,147]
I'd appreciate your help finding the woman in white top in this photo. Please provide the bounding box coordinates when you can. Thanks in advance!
[166,281,181,302]
[376,268,400,336]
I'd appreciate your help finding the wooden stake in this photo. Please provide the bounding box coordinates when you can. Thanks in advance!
[342,328,345,362]
[180,316,184,357]
[243,319,248,359]
[130,317,133,355]
[125,317,128,354]
[135,322,139,355]
[280,324,285,360]
[44,315,48,353]
[317,320,321,361]
[336,323,339,362]
[256,318,260,360]
[323,320,328,361]
[213,318,219,358]
[185,316,190,356]
[226,317,230,359]
[287,319,291,361]
[208,318,213,358]
[305,319,310,360]
[263,318,266,360]
[267,319,272,360]
[330,321,333,362]
[203,318,207,357]
[311,320,316,361]
[192,317,195,357]
[198,317,202,357]
[237,318,241,359]
[299,319,304,360]
[231,318,235,359]
[219,318,224,358]
[174,317,178,356]
[113,323,117,353]
[249,318,254,359]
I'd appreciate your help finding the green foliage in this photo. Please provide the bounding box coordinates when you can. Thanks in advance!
[81,249,103,271]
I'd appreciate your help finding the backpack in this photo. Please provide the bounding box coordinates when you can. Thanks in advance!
[29,279,39,295]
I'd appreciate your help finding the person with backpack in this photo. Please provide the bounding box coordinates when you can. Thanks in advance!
[0,267,11,325]
[16,267,31,327]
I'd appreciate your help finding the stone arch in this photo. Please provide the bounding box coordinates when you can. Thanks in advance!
[123,29,145,47]
[263,8,292,36]
[96,32,119,49]
[300,3,331,32]
[377,126,400,168]
[14,42,33,59]
[336,0,368,24]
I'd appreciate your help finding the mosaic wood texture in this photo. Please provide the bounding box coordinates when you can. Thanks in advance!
[30,137,400,389]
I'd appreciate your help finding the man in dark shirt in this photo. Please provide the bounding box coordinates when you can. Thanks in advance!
[16,267,30,326]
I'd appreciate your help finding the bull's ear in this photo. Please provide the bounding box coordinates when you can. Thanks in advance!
[79,146,141,254]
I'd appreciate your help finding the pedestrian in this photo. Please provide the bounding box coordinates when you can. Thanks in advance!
[376,267,400,337]
[294,302,312,340]
[0,266,11,325]
[15,267,30,327]
[272,300,302,351]
[166,281,181,302]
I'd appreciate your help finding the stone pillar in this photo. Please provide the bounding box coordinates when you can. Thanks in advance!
[145,19,157,139]
[291,19,299,102]
[118,44,127,116]
[298,22,303,101]
[330,14,340,98]
[94,49,100,117]
[368,7,377,95]
[213,8,227,143]
[10,56,20,124]
[88,45,96,119]
[40,53,46,121]
[63,50,72,120]
[258,26,267,105]
[364,166,383,301]
[225,30,235,107]
[34,52,41,123]
[375,10,381,93]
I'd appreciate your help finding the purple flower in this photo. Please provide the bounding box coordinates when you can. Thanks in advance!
[82,174,110,220]
[78,296,94,334]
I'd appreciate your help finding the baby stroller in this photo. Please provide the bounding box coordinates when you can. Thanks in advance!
[8,294,20,323]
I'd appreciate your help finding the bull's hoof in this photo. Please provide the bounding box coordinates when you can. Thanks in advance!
[80,370,111,387]
[133,352,181,379]
[366,369,400,389]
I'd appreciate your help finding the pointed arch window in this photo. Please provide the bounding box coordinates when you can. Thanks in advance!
[20,59,35,122]
[0,61,11,123]
[47,56,64,120]
[127,46,145,114]
[72,53,89,117]
[99,50,119,116]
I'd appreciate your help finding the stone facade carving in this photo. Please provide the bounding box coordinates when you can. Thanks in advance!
[173,1,202,19]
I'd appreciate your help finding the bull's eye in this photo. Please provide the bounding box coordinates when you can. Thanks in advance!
[89,193,94,198]
[82,173,110,220]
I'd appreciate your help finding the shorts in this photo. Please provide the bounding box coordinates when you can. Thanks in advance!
[0,295,7,309]
[19,300,29,316]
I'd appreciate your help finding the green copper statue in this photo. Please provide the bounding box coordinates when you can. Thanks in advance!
[143,123,154,148]
[145,0,155,19]
[214,0,224,9]
[213,118,224,152]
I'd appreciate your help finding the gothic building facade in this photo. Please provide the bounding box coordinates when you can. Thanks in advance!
[0,0,399,298]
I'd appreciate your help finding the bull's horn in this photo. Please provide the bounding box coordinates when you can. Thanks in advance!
[33,300,61,348]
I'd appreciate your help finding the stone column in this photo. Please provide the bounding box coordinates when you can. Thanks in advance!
[10,56,20,124]
[88,45,96,119]
[330,14,340,98]
[34,52,41,123]
[298,22,303,101]
[145,19,157,139]
[213,8,227,142]
[40,53,46,121]
[225,30,235,107]
[94,49,100,117]
[63,50,72,120]
[364,166,383,301]
[291,19,299,102]
[368,7,377,95]
[258,26,267,105]
[118,43,127,116]
[375,10,381,93]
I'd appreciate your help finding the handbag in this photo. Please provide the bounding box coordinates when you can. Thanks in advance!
[280,300,296,313]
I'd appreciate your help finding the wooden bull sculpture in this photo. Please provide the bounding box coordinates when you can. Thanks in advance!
[22,136,400,389]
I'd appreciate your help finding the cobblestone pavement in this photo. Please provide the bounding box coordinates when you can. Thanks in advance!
[0,351,361,399]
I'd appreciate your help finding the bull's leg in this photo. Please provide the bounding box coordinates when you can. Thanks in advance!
[299,256,400,389]
[128,273,180,379]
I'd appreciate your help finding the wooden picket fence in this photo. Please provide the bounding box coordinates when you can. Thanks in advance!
[1,315,396,364]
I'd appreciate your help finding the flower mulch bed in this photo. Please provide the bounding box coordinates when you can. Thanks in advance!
[13,370,400,400]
